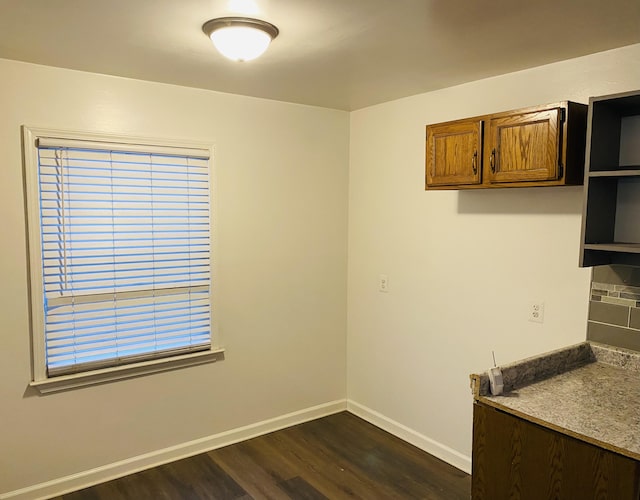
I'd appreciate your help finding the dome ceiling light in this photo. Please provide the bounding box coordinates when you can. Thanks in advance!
[202,17,279,62]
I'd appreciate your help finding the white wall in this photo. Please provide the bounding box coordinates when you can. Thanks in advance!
[347,44,640,471]
[0,58,349,495]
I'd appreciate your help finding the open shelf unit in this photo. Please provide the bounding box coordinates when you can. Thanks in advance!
[580,90,640,267]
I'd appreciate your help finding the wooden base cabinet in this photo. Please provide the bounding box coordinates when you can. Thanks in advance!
[425,102,587,190]
[472,403,640,500]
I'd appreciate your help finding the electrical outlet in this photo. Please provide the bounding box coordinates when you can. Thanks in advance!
[529,302,544,323]
[378,274,389,293]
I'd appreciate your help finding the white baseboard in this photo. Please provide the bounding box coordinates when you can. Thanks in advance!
[1,399,347,500]
[347,400,472,474]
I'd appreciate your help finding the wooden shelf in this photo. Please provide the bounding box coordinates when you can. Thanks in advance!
[584,243,640,254]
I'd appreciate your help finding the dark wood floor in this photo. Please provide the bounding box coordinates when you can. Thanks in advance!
[54,412,470,499]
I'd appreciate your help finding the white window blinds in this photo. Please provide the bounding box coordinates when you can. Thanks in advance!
[36,137,212,376]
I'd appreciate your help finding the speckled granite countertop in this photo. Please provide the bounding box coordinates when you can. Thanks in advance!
[470,342,640,460]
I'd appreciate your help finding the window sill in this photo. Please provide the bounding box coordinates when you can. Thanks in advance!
[30,348,225,394]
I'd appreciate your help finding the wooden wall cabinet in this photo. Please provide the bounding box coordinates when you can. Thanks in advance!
[425,102,587,190]
[580,90,640,267]
[472,402,640,500]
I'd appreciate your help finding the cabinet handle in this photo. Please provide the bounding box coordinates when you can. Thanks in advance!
[490,149,496,173]
[472,151,478,175]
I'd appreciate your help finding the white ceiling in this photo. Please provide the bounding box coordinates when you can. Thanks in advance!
[0,0,638,110]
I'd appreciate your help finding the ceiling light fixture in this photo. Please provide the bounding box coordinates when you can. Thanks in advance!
[202,17,279,62]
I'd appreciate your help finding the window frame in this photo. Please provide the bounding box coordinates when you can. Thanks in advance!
[22,126,223,394]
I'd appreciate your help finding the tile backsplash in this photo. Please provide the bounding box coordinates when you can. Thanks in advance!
[588,265,640,351]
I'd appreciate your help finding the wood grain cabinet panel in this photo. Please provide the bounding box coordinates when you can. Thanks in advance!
[425,102,587,190]
[426,120,482,186]
[472,402,640,500]
[486,108,561,183]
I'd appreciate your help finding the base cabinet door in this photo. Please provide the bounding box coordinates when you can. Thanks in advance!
[425,119,482,187]
[486,107,562,184]
[472,403,640,500]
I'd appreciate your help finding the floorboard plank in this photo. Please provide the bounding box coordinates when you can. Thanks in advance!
[63,454,247,500]
[208,443,294,499]
[277,477,328,500]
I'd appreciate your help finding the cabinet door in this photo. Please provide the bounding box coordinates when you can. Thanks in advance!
[486,107,561,183]
[426,120,482,187]
[472,403,640,500]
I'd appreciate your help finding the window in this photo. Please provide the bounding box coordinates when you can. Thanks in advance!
[23,128,222,393]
